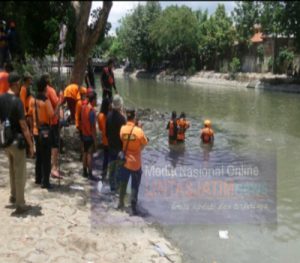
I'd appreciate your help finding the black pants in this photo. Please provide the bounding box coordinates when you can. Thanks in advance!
[119,167,142,207]
[34,135,51,187]
[102,89,112,101]
[102,145,109,176]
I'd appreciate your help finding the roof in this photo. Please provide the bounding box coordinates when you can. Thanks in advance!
[251,32,264,43]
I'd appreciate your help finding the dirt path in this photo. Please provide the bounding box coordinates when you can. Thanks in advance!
[0,128,182,263]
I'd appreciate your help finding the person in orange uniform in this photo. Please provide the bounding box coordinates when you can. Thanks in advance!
[200,119,214,144]
[119,108,148,215]
[62,83,79,123]
[97,97,111,179]
[75,86,88,163]
[0,63,14,95]
[42,73,62,179]
[28,77,54,189]
[166,111,178,144]
[80,90,99,181]
[75,86,88,132]
[176,112,190,143]
[19,72,34,133]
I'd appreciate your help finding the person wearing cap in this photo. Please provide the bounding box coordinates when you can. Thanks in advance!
[80,90,99,181]
[0,72,34,214]
[100,58,118,101]
[118,108,148,215]
[106,94,126,191]
[176,112,190,143]
[75,86,88,165]
[0,63,13,95]
[42,73,62,179]
[28,76,55,189]
[200,119,214,144]
[62,83,80,123]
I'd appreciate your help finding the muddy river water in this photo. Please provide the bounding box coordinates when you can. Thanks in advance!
[103,77,300,263]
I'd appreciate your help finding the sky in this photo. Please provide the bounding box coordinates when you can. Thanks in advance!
[91,1,236,35]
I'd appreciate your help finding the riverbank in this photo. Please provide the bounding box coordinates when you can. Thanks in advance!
[0,126,182,263]
[115,68,300,93]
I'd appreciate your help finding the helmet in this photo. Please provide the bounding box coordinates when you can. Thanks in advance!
[204,119,211,127]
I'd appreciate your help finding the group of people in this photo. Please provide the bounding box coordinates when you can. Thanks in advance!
[0,56,214,216]
[167,111,214,145]
[0,58,150,216]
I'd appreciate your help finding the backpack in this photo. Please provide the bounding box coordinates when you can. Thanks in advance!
[0,118,14,148]
[0,96,16,148]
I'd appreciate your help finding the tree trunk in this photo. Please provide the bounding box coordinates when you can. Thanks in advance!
[70,1,112,85]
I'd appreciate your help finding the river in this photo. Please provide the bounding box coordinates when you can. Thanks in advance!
[103,77,300,263]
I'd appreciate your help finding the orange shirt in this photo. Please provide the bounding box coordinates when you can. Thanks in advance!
[64,84,79,100]
[28,97,54,136]
[200,127,214,143]
[120,121,148,171]
[20,85,34,116]
[81,103,96,137]
[0,71,9,95]
[75,99,87,130]
[26,96,34,116]
[97,113,108,146]
[46,85,59,125]
[20,85,28,113]
[177,118,190,141]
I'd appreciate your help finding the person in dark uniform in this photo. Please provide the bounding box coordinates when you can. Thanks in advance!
[100,58,118,101]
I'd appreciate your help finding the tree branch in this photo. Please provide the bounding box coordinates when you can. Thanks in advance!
[88,1,113,47]
[71,1,80,20]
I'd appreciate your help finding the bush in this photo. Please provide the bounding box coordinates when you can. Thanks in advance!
[277,48,294,65]
[229,57,240,73]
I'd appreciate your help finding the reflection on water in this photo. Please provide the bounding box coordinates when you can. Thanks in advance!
[99,77,300,263]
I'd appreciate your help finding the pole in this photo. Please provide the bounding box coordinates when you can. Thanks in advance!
[57,23,67,188]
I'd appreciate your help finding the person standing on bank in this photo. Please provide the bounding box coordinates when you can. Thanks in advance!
[106,95,126,192]
[97,97,111,180]
[0,72,34,214]
[28,77,54,189]
[100,58,118,101]
[118,108,148,215]
[42,73,62,179]
[80,90,99,181]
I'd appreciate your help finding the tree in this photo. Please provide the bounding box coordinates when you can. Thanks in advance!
[117,1,161,70]
[0,2,76,58]
[150,5,198,70]
[70,1,112,85]
[198,4,236,71]
[260,2,285,74]
[232,1,261,43]
[282,1,300,51]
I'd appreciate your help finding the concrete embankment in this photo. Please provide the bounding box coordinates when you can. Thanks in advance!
[115,68,300,93]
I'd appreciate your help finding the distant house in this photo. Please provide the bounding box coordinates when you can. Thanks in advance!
[241,24,298,73]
